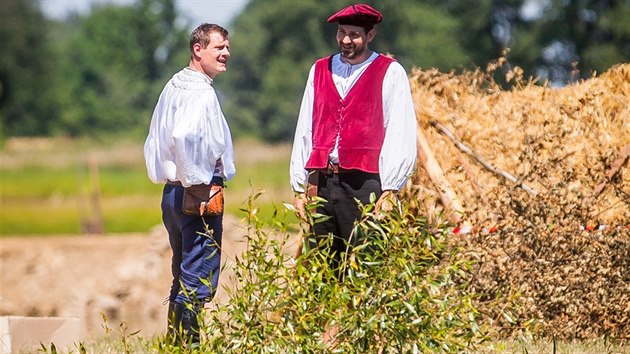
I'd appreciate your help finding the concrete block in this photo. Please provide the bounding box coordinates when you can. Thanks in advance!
[0,316,81,354]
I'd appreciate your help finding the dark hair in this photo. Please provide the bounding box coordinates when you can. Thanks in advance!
[189,23,229,53]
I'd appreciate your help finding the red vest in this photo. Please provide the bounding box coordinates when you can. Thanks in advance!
[305,54,394,173]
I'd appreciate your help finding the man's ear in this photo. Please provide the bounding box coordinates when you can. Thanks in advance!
[191,42,202,59]
[367,28,376,43]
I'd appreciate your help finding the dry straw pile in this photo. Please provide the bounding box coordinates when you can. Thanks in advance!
[403,60,629,339]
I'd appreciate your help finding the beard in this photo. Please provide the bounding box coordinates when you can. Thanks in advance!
[339,43,366,60]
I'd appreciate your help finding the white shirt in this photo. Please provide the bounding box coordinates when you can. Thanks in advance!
[290,52,418,193]
[144,68,236,187]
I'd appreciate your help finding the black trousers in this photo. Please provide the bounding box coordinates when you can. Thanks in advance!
[311,170,382,271]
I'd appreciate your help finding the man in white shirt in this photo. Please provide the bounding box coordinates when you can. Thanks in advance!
[144,23,235,345]
[290,4,417,275]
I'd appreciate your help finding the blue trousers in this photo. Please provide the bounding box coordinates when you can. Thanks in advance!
[161,181,222,305]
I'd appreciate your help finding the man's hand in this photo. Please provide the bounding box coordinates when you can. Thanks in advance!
[293,192,308,221]
[375,190,398,215]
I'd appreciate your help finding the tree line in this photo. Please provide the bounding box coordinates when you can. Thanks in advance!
[1,0,628,142]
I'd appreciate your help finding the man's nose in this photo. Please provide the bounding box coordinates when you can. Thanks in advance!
[342,35,352,44]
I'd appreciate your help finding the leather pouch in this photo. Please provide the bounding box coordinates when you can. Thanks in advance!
[182,184,224,216]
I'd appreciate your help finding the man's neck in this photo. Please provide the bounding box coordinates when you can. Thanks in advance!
[187,60,214,81]
[188,60,203,73]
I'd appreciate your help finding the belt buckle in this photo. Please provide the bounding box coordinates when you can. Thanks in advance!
[327,161,338,175]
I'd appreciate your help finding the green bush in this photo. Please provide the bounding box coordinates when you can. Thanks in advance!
[153,193,486,353]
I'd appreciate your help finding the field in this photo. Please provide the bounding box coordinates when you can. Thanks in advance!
[0,138,298,349]
[0,137,295,235]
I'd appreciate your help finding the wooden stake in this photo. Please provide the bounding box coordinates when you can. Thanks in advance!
[430,120,539,197]
[87,153,104,235]
[415,123,464,223]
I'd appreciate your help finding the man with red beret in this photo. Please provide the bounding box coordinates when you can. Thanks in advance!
[290,4,417,274]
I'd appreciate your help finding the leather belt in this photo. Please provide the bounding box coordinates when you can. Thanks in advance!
[166,177,224,186]
[325,162,350,174]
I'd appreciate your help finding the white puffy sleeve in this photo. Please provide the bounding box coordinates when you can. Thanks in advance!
[379,62,418,191]
[289,64,316,193]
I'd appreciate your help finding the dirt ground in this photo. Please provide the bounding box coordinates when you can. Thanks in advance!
[0,214,292,341]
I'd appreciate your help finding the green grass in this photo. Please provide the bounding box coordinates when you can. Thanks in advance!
[0,138,295,235]
[1,199,82,234]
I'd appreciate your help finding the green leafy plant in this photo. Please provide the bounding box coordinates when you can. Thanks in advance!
[152,191,488,353]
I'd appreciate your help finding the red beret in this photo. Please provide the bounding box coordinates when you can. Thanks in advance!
[327,4,383,26]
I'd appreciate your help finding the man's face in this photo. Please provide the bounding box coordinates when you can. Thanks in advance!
[336,24,374,63]
[196,32,230,78]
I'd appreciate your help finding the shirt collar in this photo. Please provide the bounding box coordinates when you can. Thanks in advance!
[184,67,214,85]
[332,52,379,77]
